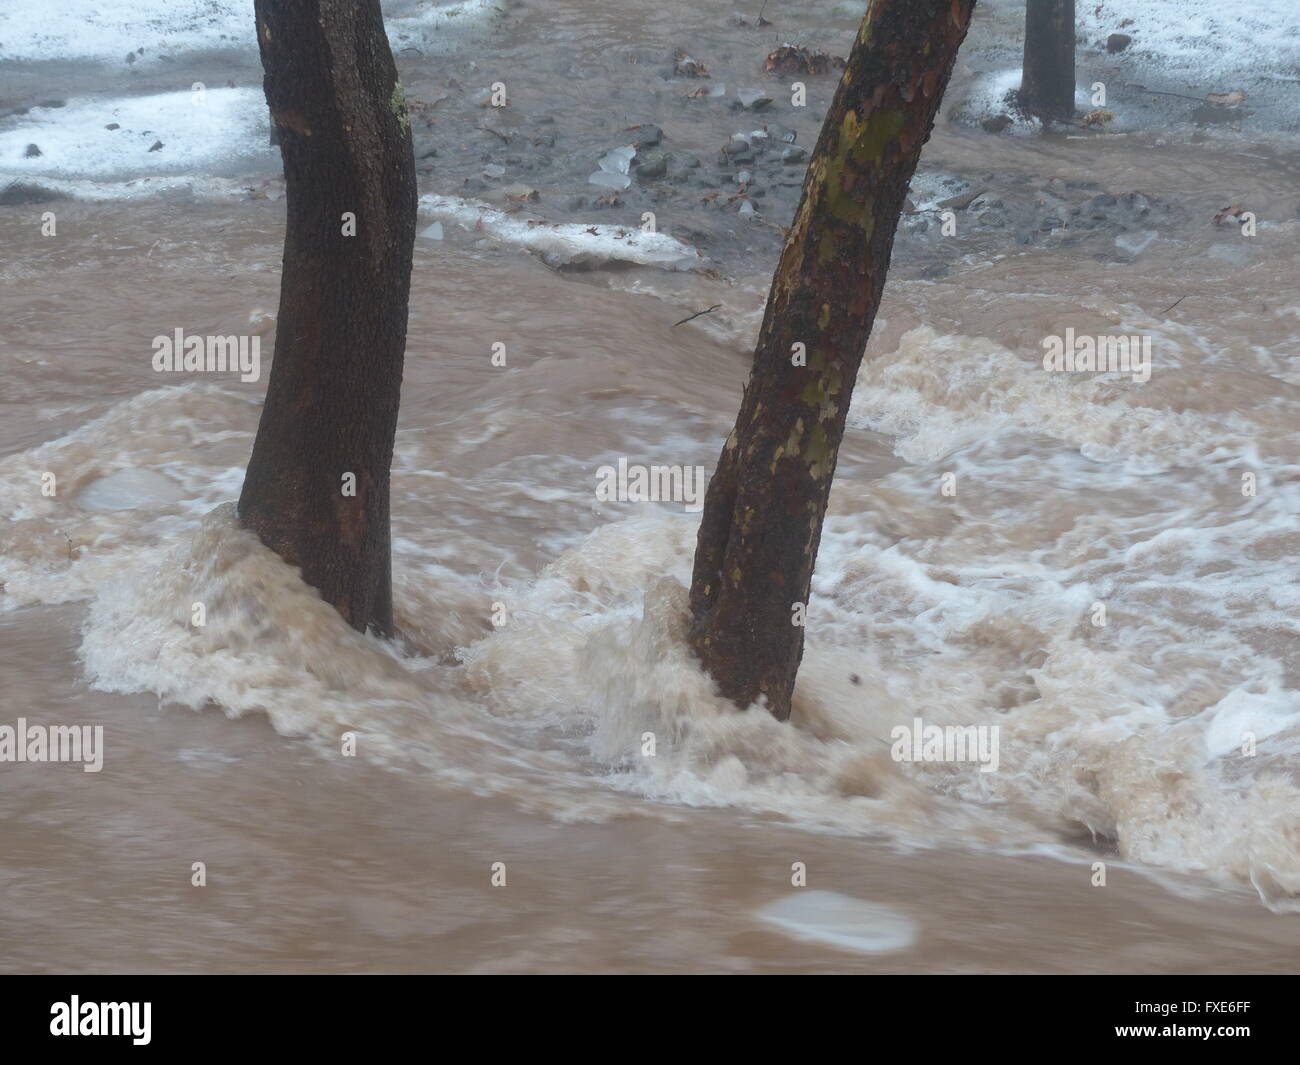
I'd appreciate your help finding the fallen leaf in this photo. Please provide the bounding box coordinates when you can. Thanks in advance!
[1080,108,1115,127]
[764,45,839,76]
[674,53,710,78]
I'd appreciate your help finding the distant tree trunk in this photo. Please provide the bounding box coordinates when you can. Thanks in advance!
[1019,0,1076,122]
[688,0,975,721]
[238,0,416,635]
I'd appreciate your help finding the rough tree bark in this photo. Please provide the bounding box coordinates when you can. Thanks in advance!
[688,0,975,721]
[1019,0,1076,122]
[239,0,417,635]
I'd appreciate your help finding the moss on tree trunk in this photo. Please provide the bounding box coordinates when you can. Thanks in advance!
[688,0,976,721]
[238,0,417,635]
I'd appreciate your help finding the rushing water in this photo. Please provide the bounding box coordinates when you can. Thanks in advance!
[1,0,1298,972]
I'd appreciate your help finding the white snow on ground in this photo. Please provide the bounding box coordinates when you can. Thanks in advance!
[0,0,498,64]
[0,0,253,63]
[1079,1,1300,86]
[418,194,703,269]
[0,89,274,181]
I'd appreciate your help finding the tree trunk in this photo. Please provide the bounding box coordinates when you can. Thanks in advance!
[238,0,417,635]
[688,0,975,721]
[1019,0,1076,122]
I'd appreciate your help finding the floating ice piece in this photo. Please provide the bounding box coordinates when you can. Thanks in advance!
[78,468,186,512]
[588,170,631,191]
[598,145,636,174]
[420,221,444,240]
[417,193,701,269]
[1115,229,1157,257]
[757,891,918,954]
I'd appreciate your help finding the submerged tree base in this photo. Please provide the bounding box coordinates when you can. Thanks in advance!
[688,0,977,720]
[237,0,417,636]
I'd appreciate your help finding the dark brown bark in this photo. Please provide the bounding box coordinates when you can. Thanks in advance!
[1019,0,1076,122]
[239,0,417,635]
[688,0,975,721]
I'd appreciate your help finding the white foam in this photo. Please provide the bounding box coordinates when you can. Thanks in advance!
[417,194,702,269]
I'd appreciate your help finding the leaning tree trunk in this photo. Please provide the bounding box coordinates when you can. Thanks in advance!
[688,0,975,721]
[1019,0,1076,123]
[239,0,417,635]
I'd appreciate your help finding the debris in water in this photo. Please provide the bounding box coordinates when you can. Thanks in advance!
[674,53,710,78]
[764,45,842,77]
[757,891,919,954]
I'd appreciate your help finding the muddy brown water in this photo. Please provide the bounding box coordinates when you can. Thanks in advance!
[1,0,1298,972]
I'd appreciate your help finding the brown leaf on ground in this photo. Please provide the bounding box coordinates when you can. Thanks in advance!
[763,45,841,76]
[674,53,710,78]
[1080,108,1114,127]
[1205,90,1246,106]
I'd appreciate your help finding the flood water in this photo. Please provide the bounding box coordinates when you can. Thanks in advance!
[1,0,1298,972]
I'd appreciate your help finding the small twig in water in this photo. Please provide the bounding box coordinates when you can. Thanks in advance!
[673,304,722,327]
[1128,84,1206,104]
[476,125,510,143]
[1160,295,1187,316]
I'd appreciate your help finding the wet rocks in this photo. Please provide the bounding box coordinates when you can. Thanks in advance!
[980,113,1012,134]
[1088,193,1118,215]
[1106,33,1133,54]
[721,135,755,163]
[0,182,66,206]
[629,123,662,147]
[735,88,774,111]
[634,150,668,180]
[23,143,41,157]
